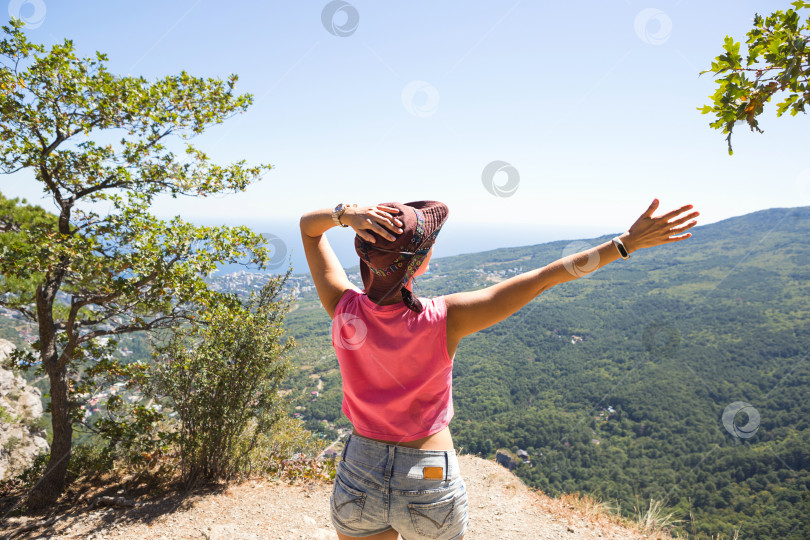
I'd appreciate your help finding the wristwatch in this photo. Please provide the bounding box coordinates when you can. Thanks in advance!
[612,237,630,260]
[332,203,351,227]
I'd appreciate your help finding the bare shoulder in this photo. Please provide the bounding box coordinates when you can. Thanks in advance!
[442,288,492,342]
[329,287,361,319]
[443,288,491,312]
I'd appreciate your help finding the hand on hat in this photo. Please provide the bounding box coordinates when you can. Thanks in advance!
[622,199,699,253]
[343,204,404,243]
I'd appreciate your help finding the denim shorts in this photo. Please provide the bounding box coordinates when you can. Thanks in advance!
[330,434,469,539]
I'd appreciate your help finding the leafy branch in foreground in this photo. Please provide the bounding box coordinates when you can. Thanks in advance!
[699,1,809,154]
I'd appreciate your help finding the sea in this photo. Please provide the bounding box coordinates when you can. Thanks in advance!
[203,219,606,276]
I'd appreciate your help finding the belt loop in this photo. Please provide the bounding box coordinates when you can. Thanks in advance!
[340,435,351,462]
[444,451,449,482]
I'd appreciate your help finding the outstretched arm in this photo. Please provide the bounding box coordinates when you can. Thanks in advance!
[445,199,699,340]
[300,204,403,318]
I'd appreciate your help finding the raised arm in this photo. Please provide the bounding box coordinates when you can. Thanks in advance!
[300,204,403,318]
[445,199,699,341]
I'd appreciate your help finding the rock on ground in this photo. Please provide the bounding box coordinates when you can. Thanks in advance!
[0,339,49,481]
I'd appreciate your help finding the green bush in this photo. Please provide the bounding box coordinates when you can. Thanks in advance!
[249,414,334,481]
[65,441,116,484]
[149,273,296,488]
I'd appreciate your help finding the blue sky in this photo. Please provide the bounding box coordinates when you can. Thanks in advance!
[3,0,809,270]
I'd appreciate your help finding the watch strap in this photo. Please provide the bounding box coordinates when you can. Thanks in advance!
[332,204,346,227]
[612,237,630,259]
[332,203,352,227]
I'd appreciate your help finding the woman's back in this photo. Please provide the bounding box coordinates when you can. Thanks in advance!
[332,288,455,444]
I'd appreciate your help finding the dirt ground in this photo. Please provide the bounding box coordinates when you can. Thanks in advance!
[0,454,672,540]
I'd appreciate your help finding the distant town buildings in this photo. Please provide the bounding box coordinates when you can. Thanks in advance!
[205,270,317,298]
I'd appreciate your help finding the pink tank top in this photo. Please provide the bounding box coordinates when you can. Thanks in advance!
[331,288,455,441]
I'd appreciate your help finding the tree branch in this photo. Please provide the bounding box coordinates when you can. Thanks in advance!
[73,254,183,309]
[0,298,37,322]
[0,220,21,233]
[75,314,191,346]
[38,162,65,207]
[72,176,131,201]
[41,133,66,158]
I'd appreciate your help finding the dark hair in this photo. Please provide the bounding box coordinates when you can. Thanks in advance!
[400,286,423,313]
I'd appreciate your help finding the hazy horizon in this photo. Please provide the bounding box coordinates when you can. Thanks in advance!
[209,203,805,275]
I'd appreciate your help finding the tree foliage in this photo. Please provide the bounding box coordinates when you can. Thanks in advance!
[0,18,274,507]
[699,1,810,154]
[148,277,295,488]
[0,193,56,330]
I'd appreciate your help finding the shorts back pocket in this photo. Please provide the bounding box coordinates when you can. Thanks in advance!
[331,476,367,525]
[408,496,455,539]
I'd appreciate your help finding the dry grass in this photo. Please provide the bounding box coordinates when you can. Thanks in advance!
[558,491,618,522]
[556,494,733,540]
[557,492,680,539]
[634,498,681,534]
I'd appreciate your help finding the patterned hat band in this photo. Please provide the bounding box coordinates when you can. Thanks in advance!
[357,245,430,256]
[361,207,427,277]
[365,240,436,278]
[399,227,441,285]
[354,200,449,309]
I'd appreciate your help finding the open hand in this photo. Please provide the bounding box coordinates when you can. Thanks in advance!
[343,204,404,243]
[623,199,699,253]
